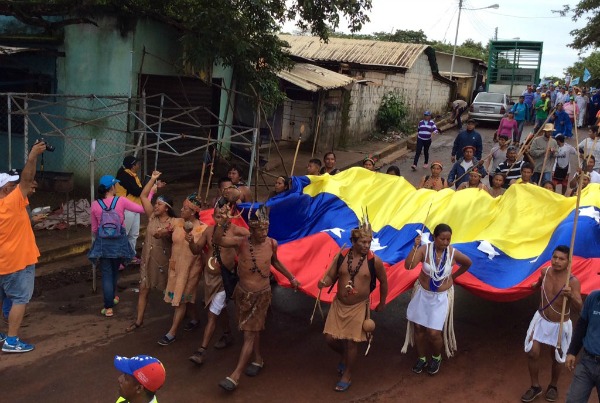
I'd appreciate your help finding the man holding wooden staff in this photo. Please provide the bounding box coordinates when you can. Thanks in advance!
[525,123,558,185]
[317,219,387,392]
[521,245,582,403]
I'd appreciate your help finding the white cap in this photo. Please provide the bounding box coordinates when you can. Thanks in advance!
[0,172,19,188]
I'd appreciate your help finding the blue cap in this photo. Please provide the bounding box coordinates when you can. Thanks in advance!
[99,175,119,188]
[423,111,431,116]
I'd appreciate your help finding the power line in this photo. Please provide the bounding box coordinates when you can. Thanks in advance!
[442,8,458,43]
[487,11,563,19]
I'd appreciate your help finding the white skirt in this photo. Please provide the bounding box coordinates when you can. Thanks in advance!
[406,285,450,331]
[524,311,572,363]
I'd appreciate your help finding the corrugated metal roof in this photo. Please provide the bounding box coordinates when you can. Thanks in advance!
[277,63,354,92]
[439,71,474,79]
[0,45,37,55]
[280,35,429,69]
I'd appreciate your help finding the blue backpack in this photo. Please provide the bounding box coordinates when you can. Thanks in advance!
[97,197,122,239]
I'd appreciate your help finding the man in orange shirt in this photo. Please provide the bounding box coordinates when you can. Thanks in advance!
[0,140,46,353]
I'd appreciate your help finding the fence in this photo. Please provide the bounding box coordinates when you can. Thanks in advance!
[0,93,258,209]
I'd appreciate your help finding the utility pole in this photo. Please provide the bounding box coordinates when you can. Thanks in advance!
[449,0,463,81]
[494,27,498,40]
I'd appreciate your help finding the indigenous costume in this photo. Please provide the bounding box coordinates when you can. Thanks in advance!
[323,298,369,342]
[234,284,271,331]
[204,238,227,315]
[139,214,173,290]
[524,267,573,363]
[164,196,206,306]
[402,243,458,357]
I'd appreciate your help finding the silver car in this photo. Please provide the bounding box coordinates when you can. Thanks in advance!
[469,92,509,122]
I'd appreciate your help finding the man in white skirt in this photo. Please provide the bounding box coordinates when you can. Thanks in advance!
[521,245,582,403]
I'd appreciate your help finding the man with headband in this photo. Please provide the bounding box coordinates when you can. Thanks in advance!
[213,204,300,391]
[318,219,387,392]
[186,198,250,365]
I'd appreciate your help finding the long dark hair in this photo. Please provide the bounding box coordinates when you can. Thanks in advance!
[97,184,110,200]
[156,195,177,218]
[433,223,452,238]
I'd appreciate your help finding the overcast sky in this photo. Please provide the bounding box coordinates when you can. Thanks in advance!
[284,0,590,78]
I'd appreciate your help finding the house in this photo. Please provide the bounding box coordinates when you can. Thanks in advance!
[435,51,487,103]
[0,15,234,187]
[278,34,453,150]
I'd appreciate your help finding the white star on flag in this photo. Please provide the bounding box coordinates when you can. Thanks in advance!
[370,238,387,252]
[321,228,345,238]
[478,240,500,260]
[579,206,600,224]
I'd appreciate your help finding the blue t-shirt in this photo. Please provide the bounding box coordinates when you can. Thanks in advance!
[581,291,600,356]
[511,102,529,121]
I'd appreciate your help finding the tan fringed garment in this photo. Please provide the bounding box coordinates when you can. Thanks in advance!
[323,298,368,342]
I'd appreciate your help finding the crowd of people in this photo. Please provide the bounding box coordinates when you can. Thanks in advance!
[1,91,600,402]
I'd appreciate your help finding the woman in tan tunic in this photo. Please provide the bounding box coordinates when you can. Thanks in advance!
[418,162,448,190]
[158,193,207,346]
[126,171,174,332]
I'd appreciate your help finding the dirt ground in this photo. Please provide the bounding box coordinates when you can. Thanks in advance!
[2,123,597,403]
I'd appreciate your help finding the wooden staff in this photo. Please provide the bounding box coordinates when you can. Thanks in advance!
[197,135,212,196]
[407,202,433,270]
[537,135,554,186]
[310,243,346,324]
[290,124,305,177]
[451,145,497,185]
[203,147,217,205]
[311,115,321,158]
[556,103,584,355]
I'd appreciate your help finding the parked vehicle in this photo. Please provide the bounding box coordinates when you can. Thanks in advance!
[469,92,509,123]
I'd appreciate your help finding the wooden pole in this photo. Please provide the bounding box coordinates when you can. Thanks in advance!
[197,135,212,197]
[291,124,304,177]
[203,147,217,205]
[407,202,433,270]
[310,244,346,324]
[537,136,553,186]
[556,104,584,353]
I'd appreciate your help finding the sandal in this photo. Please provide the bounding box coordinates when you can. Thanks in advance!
[244,361,264,377]
[113,296,120,305]
[218,376,238,392]
[101,308,114,317]
[334,380,352,392]
[188,349,206,366]
[126,321,143,333]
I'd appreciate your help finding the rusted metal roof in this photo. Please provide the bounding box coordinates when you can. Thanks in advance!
[280,35,429,69]
[277,63,354,92]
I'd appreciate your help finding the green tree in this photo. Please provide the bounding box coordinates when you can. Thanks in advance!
[566,51,600,88]
[0,0,373,105]
[558,0,600,51]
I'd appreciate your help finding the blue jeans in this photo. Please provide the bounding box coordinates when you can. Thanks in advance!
[516,120,525,143]
[532,171,551,185]
[2,298,12,318]
[567,352,600,402]
[99,258,120,309]
[0,265,35,305]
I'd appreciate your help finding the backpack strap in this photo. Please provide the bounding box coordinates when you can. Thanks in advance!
[98,198,108,210]
[109,196,119,210]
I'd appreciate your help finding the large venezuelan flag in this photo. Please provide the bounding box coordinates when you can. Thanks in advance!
[257,168,600,304]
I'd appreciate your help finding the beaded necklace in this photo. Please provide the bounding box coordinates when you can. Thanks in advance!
[345,249,367,295]
[211,222,230,265]
[248,237,270,278]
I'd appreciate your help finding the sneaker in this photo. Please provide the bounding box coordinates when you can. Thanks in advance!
[411,165,417,171]
[0,332,6,342]
[427,358,441,375]
[113,296,120,305]
[545,385,558,402]
[521,386,543,402]
[189,349,206,366]
[157,334,175,346]
[183,320,199,332]
[214,333,233,349]
[423,163,429,169]
[101,308,114,317]
[2,337,34,353]
[412,358,428,374]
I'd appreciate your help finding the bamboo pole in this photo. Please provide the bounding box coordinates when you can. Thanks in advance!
[311,244,346,324]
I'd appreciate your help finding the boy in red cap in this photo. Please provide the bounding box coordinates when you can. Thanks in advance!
[114,355,166,403]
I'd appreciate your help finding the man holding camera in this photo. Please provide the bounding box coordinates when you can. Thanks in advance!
[0,140,46,353]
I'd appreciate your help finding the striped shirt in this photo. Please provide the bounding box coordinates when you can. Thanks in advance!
[417,119,439,141]
[495,159,525,188]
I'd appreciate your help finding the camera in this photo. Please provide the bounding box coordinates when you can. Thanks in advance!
[36,138,55,152]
